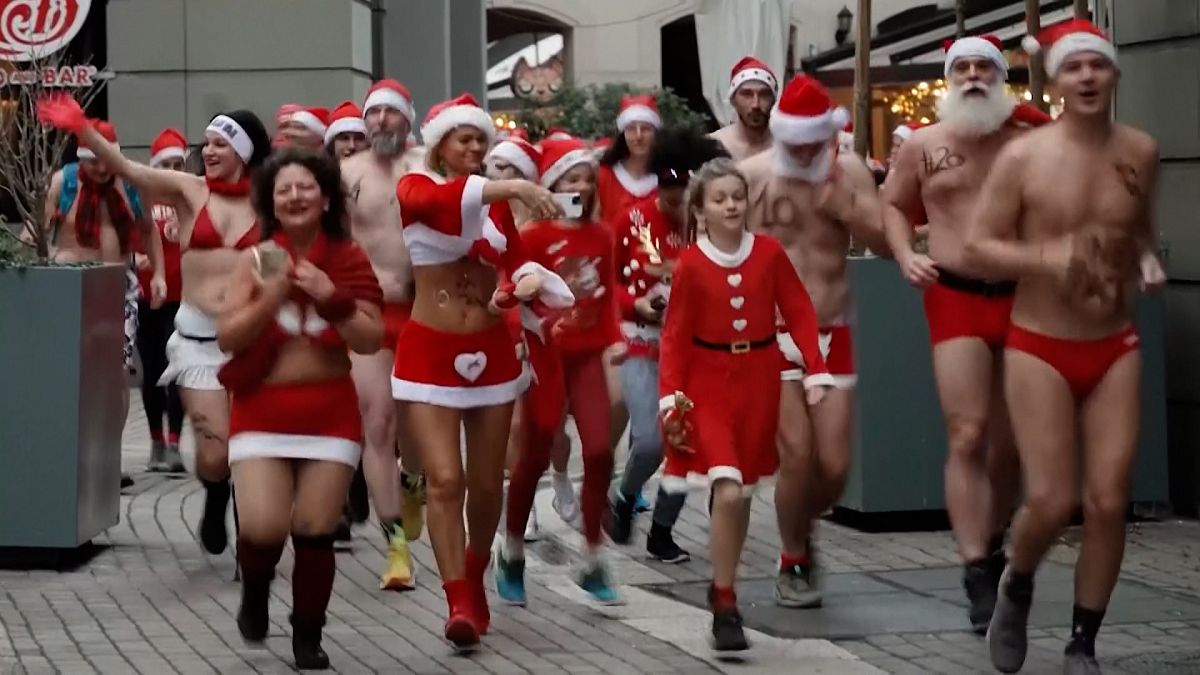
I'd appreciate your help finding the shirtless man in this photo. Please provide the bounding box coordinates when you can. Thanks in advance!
[741,75,886,608]
[881,36,1032,633]
[710,56,777,161]
[340,79,427,590]
[962,21,1164,673]
[35,121,166,486]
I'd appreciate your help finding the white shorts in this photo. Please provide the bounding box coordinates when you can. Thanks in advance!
[158,303,228,391]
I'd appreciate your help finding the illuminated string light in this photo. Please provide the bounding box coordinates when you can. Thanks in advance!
[885,79,1051,124]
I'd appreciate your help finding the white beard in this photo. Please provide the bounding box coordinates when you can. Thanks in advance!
[772,143,834,183]
[936,84,1017,138]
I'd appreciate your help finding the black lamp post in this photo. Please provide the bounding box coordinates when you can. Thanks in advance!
[836,6,853,46]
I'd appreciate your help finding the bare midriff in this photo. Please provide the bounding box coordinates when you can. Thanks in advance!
[410,259,501,334]
[180,248,241,316]
[264,339,352,385]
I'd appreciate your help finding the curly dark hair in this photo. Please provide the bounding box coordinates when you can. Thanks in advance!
[649,127,729,188]
[254,148,349,241]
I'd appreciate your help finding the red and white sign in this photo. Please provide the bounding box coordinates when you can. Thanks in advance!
[0,63,109,86]
[0,0,92,62]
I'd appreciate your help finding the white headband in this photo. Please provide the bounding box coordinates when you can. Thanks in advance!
[729,68,778,99]
[363,89,415,122]
[206,115,254,163]
[616,105,662,132]
[945,37,1009,78]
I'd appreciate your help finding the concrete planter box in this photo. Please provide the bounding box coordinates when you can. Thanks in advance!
[839,257,1170,515]
[0,264,125,551]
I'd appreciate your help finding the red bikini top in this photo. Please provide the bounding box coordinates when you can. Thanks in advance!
[188,206,259,251]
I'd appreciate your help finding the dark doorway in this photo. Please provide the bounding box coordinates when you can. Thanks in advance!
[660,15,716,131]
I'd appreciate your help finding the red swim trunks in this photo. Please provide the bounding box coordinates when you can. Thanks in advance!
[923,267,1016,349]
[381,302,412,352]
[1005,324,1140,400]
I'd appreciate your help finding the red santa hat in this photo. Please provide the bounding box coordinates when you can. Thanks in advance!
[420,93,494,149]
[149,128,188,167]
[363,79,416,123]
[1009,103,1054,128]
[893,121,925,140]
[487,136,542,181]
[325,100,366,145]
[1022,19,1116,77]
[728,56,779,99]
[544,127,573,141]
[943,35,1008,78]
[498,127,529,142]
[278,105,329,137]
[616,94,662,132]
[769,75,849,145]
[77,119,117,160]
[538,136,596,189]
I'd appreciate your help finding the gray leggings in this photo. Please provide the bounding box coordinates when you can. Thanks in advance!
[616,356,686,528]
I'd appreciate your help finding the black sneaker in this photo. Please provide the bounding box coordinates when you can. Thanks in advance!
[646,524,690,564]
[605,496,635,545]
[711,608,749,651]
[964,560,998,634]
[199,480,230,555]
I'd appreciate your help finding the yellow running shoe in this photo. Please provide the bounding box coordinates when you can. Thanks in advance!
[400,472,426,542]
[380,523,416,592]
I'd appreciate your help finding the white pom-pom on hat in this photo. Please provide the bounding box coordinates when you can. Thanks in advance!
[1022,35,1042,55]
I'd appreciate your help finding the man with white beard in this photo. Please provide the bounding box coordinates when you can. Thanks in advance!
[740,75,887,609]
[341,79,427,591]
[881,35,1043,633]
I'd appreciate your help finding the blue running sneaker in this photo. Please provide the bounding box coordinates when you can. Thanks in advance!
[493,543,527,606]
[577,561,620,605]
[634,491,651,513]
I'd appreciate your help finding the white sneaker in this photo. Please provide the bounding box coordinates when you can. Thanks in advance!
[551,473,580,525]
[524,502,542,542]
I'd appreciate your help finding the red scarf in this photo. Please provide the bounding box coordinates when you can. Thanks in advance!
[218,229,383,395]
[74,173,134,252]
[206,174,252,197]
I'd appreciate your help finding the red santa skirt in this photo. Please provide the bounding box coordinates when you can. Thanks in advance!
[391,319,530,409]
[660,345,782,497]
[228,377,362,467]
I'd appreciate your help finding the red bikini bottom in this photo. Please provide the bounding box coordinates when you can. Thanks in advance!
[1005,324,1140,400]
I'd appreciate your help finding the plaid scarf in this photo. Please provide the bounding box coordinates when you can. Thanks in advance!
[74,172,134,252]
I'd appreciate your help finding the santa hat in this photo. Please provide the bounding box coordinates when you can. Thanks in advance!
[149,128,188,167]
[275,104,302,126]
[487,136,542,181]
[893,121,924,140]
[728,56,779,99]
[1022,19,1116,77]
[421,93,494,149]
[544,127,573,141]
[325,100,366,145]
[77,119,117,160]
[944,35,1008,78]
[616,94,662,132]
[1009,102,1054,128]
[769,75,849,145]
[539,137,596,189]
[278,105,329,137]
[363,79,415,122]
[498,127,529,142]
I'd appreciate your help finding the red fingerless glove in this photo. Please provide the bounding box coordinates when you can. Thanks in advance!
[315,288,356,324]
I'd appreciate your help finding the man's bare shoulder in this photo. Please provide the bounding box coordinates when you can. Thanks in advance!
[400,146,427,174]
[1115,124,1159,165]
[340,152,369,180]
[738,149,771,179]
[709,125,734,142]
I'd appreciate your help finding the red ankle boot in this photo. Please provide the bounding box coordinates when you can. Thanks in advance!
[442,579,480,649]
[466,547,491,634]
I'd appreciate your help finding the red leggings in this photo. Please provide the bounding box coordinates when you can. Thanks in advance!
[507,347,612,545]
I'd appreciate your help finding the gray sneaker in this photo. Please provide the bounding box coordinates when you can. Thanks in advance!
[147,440,168,472]
[1063,652,1102,675]
[987,566,1034,673]
[775,556,822,608]
[162,443,186,473]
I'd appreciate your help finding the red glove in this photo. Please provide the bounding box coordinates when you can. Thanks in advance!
[37,93,87,134]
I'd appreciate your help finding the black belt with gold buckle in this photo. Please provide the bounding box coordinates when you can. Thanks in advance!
[691,336,775,354]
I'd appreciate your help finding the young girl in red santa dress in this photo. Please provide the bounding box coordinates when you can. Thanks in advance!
[658,158,833,651]
[496,136,627,606]
[391,94,572,650]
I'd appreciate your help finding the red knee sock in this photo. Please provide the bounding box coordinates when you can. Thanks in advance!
[291,534,335,625]
[780,551,809,571]
[710,583,738,611]
[149,428,165,444]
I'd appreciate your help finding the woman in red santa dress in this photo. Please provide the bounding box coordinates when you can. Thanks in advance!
[495,137,627,605]
[596,94,661,222]
[39,96,272,558]
[659,158,833,651]
[216,149,384,671]
[392,93,572,650]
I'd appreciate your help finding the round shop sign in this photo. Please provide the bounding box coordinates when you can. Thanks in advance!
[0,0,92,63]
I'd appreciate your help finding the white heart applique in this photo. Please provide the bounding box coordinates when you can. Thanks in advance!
[818,331,833,359]
[730,296,745,309]
[727,273,743,287]
[454,352,488,383]
[732,319,747,332]
[275,302,303,335]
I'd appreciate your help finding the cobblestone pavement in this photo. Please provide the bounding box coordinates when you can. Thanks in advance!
[1,391,1198,674]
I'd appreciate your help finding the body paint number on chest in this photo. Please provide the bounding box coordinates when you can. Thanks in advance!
[922,146,965,176]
